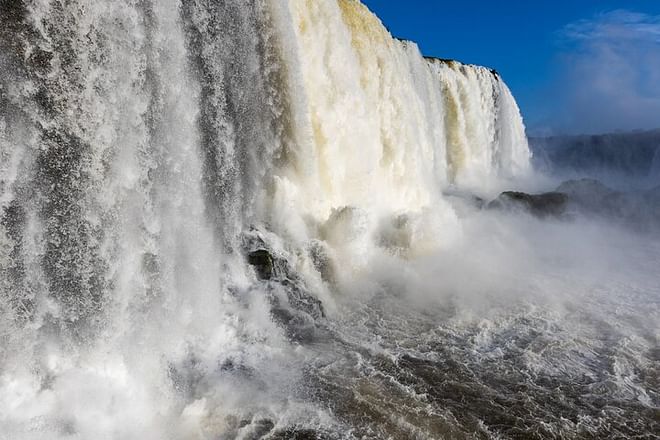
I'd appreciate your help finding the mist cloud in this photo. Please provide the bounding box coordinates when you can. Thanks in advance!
[546,10,660,135]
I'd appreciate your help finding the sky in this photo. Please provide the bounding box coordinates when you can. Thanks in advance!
[361,0,660,135]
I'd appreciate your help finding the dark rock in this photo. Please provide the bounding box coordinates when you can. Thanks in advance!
[247,249,274,280]
[488,191,569,218]
[241,229,326,343]
[280,279,325,319]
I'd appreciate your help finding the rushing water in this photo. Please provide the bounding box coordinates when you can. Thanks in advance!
[0,0,657,439]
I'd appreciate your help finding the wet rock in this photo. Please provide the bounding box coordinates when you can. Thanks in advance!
[280,279,324,319]
[488,191,568,218]
[241,229,326,343]
[247,249,274,280]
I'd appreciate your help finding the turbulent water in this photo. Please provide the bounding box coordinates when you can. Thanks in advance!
[0,1,657,439]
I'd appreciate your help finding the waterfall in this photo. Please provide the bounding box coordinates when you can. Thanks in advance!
[0,0,531,437]
[269,0,529,238]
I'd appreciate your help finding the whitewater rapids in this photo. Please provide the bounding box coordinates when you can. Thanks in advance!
[0,0,657,439]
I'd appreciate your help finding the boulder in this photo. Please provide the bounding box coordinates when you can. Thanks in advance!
[488,191,568,218]
[241,229,326,343]
[247,249,274,280]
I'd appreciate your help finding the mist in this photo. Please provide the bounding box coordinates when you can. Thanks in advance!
[0,1,657,438]
[317,169,659,438]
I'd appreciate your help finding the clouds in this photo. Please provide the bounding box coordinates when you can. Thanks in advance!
[544,10,660,134]
[562,10,660,43]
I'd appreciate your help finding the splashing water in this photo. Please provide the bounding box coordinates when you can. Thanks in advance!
[1,1,657,439]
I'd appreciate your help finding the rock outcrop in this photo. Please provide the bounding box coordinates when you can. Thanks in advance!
[242,229,326,343]
[488,191,569,218]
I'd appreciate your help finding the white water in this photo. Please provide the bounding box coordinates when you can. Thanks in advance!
[269,1,529,239]
[3,1,656,439]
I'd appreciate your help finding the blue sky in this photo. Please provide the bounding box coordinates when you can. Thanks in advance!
[362,1,660,135]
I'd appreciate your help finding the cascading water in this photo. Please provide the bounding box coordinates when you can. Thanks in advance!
[1,1,657,439]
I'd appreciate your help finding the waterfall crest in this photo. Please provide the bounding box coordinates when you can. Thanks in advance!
[268,0,530,238]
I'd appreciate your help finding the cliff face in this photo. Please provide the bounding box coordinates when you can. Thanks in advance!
[530,129,660,181]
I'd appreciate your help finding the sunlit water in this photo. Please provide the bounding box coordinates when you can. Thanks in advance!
[0,0,657,439]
